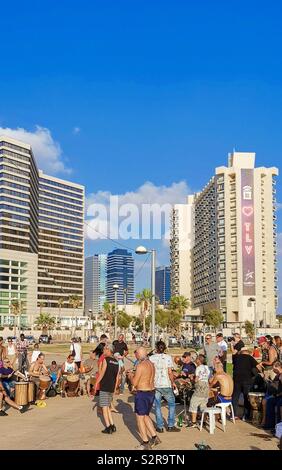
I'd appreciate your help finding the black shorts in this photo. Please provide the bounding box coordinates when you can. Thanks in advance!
[75,361,81,369]
[135,391,155,416]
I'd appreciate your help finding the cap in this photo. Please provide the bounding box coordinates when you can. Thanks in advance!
[258,336,267,345]
[182,352,191,358]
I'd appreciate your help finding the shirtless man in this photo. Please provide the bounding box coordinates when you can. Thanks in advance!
[29,353,50,398]
[127,347,160,450]
[209,362,234,403]
[0,379,29,415]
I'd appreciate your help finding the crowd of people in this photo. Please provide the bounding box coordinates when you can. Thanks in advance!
[0,331,282,450]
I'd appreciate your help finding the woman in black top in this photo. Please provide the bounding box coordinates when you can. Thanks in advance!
[95,345,119,435]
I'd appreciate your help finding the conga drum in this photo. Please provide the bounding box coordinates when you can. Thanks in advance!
[67,374,80,397]
[248,392,265,425]
[27,381,35,403]
[15,382,28,406]
[38,376,51,400]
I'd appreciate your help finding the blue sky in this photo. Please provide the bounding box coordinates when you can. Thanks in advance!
[0,1,281,305]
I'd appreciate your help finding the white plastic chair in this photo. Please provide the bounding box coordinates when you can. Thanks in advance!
[215,402,235,430]
[200,407,222,434]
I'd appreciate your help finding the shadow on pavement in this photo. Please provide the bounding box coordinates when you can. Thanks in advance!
[116,398,141,442]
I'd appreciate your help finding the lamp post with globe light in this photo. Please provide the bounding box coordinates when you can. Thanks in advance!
[113,284,119,339]
[135,246,156,350]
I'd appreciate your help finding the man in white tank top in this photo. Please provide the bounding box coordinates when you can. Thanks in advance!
[57,354,79,397]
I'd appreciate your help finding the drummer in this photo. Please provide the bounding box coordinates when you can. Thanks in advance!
[179,352,196,378]
[0,358,17,397]
[29,353,50,397]
[57,354,79,398]
[208,362,234,404]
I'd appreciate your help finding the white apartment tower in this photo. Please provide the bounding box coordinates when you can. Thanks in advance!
[170,152,279,326]
[170,195,195,301]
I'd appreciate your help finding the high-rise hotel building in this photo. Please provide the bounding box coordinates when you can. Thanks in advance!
[0,135,84,325]
[171,152,279,326]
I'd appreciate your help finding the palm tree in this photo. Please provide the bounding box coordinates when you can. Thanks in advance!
[102,301,114,335]
[136,289,152,334]
[169,295,190,334]
[69,295,81,335]
[10,299,22,336]
[35,313,56,334]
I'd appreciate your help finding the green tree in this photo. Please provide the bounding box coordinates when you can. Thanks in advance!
[102,302,115,334]
[244,320,255,340]
[117,310,132,331]
[132,317,142,332]
[155,309,170,329]
[35,313,56,334]
[10,299,22,336]
[167,309,183,334]
[169,296,190,317]
[136,289,152,334]
[203,309,224,331]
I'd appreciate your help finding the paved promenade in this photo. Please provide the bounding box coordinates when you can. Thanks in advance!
[1,390,279,450]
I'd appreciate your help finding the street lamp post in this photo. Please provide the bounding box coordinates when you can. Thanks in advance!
[262,301,269,332]
[123,288,127,313]
[135,246,156,351]
[88,309,92,332]
[113,284,119,339]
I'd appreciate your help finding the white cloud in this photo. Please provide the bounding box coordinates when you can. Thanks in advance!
[73,127,80,135]
[276,202,282,211]
[86,181,190,209]
[85,181,191,241]
[0,126,71,175]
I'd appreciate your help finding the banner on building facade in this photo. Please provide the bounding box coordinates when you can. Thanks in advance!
[241,169,256,296]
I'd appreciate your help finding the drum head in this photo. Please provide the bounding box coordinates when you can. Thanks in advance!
[67,375,79,382]
[40,376,51,382]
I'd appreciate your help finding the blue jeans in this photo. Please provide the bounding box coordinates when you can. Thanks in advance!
[264,396,282,430]
[154,388,176,429]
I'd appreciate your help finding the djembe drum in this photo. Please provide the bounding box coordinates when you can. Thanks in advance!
[15,382,28,406]
[248,392,265,425]
[27,381,35,404]
[66,374,80,397]
[38,376,51,400]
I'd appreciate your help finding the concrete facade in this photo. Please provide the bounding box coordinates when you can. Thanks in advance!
[170,152,279,326]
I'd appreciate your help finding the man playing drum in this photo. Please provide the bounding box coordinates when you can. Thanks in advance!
[209,362,234,404]
[57,354,79,397]
[29,353,50,399]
